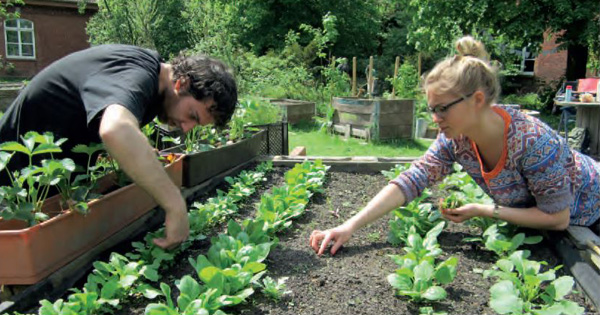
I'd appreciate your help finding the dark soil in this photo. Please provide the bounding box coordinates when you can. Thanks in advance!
[115,169,596,315]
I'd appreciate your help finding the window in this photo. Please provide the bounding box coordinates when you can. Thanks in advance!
[4,19,35,59]
[510,46,535,76]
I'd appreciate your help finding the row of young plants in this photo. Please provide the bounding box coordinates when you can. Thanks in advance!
[19,162,274,315]
[382,164,585,315]
[143,160,329,314]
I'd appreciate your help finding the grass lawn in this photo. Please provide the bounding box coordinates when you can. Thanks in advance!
[288,123,433,157]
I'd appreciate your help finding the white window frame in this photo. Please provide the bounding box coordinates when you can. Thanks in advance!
[518,47,535,76]
[4,18,36,60]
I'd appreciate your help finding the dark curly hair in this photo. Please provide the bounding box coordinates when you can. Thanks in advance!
[170,54,237,127]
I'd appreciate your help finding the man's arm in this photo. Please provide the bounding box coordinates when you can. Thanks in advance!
[99,104,189,249]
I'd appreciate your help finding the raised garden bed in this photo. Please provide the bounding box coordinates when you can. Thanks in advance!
[164,129,267,187]
[0,155,183,285]
[268,98,316,124]
[332,97,414,141]
[37,161,595,315]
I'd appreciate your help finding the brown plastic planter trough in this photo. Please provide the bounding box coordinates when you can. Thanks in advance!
[0,156,183,285]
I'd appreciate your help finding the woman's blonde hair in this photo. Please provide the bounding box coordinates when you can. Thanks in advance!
[424,36,500,105]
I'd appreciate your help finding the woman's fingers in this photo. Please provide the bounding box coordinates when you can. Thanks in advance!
[318,232,334,256]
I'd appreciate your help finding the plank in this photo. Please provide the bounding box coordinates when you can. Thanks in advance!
[553,235,600,310]
[567,226,600,250]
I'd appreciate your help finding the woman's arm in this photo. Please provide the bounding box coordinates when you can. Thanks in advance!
[442,203,570,230]
[309,183,406,256]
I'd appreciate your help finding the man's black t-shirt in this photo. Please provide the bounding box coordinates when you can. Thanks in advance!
[0,44,163,180]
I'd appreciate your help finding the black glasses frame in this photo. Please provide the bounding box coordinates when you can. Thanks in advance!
[427,92,475,116]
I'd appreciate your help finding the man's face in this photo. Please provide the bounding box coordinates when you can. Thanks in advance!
[161,95,216,133]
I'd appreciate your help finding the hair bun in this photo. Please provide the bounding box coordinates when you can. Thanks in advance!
[455,36,489,61]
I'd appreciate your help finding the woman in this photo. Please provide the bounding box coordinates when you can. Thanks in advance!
[309,36,600,256]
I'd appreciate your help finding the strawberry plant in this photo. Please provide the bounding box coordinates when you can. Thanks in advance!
[0,131,71,225]
[484,250,584,315]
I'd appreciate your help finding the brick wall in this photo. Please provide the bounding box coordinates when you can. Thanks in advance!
[534,31,568,84]
[0,5,96,78]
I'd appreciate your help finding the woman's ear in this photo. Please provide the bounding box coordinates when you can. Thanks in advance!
[473,90,486,109]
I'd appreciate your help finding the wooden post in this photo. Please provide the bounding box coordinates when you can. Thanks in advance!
[352,57,357,96]
[344,124,351,140]
[331,55,335,67]
[368,56,374,96]
[391,56,400,97]
[418,53,422,78]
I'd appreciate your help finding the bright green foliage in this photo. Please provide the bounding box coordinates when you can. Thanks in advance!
[381,163,410,181]
[484,250,584,315]
[0,132,69,225]
[257,276,290,301]
[386,62,420,99]
[86,0,190,57]
[502,94,544,111]
[36,162,274,315]
[482,224,543,258]
[388,189,443,246]
[387,222,458,301]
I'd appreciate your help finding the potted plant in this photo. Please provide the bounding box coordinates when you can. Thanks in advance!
[160,97,278,187]
[0,132,183,284]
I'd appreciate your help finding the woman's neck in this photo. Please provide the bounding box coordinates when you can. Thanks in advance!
[465,106,505,147]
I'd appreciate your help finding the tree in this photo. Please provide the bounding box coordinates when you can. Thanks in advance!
[86,0,189,58]
[400,0,600,80]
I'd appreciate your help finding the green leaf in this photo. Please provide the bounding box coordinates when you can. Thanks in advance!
[136,284,163,299]
[32,143,62,155]
[0,151,12,171]
[546,276,574,301]
[414,260,434,282]
[388,273,412,291]
[421,286,446,301]
[489,280,524,314]
[0,141,31,155]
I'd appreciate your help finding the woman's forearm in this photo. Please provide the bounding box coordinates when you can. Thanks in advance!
[344,184,406,232]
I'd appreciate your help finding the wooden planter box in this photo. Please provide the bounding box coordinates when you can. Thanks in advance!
[171,130,266,187]
[269,99,316,124]
[0,156,183,285]
[332,97,414,141]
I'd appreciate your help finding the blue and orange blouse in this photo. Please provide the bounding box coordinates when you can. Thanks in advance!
[391,106,600,226]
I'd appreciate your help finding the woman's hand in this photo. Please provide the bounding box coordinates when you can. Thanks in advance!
[309,224,354,256]
[440,203,488,223]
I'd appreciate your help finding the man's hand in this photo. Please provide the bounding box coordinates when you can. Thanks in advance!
[153,206,189,250]
[309,224,354,256]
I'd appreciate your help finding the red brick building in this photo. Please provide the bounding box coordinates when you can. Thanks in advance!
[0,0,98,78]
[534,31,568,84]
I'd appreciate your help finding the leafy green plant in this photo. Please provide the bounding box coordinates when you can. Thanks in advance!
[387,222,458,302]
[388,189,443,246]
[144,277,227,315]
[256,276,290,301]
[386,62,420,99]
[0,132,71,225]
[483,250,584,315]
[381,163,410,180]
[481,224,543,258]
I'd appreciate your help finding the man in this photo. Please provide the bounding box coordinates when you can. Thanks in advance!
[0,44,237,250]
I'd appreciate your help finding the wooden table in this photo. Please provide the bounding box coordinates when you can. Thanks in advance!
[556,101,600,155]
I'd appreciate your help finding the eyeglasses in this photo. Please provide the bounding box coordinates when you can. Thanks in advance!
[427,92,474,117]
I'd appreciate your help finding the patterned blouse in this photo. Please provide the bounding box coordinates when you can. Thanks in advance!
[391,106,600,226]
